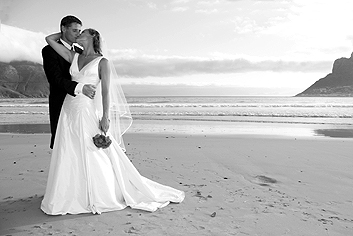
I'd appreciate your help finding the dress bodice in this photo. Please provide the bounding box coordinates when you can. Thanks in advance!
[70,53,103,86]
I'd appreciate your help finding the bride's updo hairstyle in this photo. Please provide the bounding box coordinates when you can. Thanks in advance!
[88,28,102,54]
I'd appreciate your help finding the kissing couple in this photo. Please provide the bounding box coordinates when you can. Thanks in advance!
[41,15,184,215]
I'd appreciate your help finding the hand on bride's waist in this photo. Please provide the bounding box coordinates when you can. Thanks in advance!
[82,84,96,99]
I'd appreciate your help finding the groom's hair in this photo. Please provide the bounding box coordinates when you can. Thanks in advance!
[60,15,82,32]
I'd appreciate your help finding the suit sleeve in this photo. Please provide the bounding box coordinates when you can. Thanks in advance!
[42,46,77,96]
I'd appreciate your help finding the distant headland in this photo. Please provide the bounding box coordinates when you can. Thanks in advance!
[296,52,353,97]
[0,61,48,98]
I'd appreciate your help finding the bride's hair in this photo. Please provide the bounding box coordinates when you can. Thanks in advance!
[88,28,102,54]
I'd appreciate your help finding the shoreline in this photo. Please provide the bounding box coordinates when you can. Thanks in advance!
[0,119,353,139]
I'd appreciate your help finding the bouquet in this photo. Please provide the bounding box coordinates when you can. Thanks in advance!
[93,133,112,149]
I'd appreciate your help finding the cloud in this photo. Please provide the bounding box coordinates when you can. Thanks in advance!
[171,6,189,12]
[147,2,157,9]
[197,0,220,6]
[0,21,333,80]
[226,0,284,2]
[171,0,220,13]
[171,0,190,4]
[230,16,261,34]
[122,83,301,96]
[0,23,46,63]
[195,9,218,14]
[111,53,331,78]
[261,0,353,59]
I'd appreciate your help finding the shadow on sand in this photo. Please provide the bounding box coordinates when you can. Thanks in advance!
[314,129,353,138]
[0,124,50,134]
[0,195,91,235]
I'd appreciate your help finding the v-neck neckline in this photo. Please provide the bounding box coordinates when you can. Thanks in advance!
[77,54,101,72]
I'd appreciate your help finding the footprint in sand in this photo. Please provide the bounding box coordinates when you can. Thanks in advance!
[251,175,278,186]
[193,190,212,203]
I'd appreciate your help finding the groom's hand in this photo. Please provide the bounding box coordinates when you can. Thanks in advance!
[82,84,96,99]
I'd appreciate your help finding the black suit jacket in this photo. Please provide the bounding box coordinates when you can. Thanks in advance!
[42,40,77,149]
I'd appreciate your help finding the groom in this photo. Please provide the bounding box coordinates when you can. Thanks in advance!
[42,15,96,149]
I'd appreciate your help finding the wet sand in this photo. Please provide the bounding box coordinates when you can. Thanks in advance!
[1,119,353,138]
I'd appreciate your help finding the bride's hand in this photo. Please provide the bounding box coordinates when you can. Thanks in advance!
[100,116,110,134]
[46,32,61,42]
[45,32,73,63]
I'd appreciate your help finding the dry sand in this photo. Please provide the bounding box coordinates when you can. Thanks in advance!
[1,120,353,235]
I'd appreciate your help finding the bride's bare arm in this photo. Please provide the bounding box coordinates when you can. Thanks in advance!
[99,58,110,133]
[45,32,74,63]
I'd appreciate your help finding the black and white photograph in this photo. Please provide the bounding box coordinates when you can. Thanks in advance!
[1,0,353,235]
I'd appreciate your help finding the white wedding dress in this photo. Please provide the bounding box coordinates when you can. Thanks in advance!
[41,54,185,215]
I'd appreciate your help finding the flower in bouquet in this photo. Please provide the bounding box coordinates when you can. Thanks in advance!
[93,133,112,149]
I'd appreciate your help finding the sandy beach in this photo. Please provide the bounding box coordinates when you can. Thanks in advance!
[1,119,353,235]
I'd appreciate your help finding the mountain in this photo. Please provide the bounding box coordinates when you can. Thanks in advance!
[0,61,49,98]
[296,53,353,97]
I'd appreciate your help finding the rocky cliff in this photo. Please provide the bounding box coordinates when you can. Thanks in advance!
[296,53,353,97]
[0,61,49,98]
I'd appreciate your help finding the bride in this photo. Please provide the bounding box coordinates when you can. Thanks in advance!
[41,28,185,215]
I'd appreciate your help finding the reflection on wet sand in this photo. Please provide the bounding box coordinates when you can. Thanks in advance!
[1,123,353,139]
[0,124,50,134]
[314,129,353,138]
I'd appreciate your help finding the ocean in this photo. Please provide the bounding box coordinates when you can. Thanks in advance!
[127,96,353,126]
[0,96,352,126]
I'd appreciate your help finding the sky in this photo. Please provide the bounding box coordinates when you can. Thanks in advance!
[1,0,353,96]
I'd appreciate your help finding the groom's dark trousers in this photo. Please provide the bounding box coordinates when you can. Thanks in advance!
[42,40,77,149]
